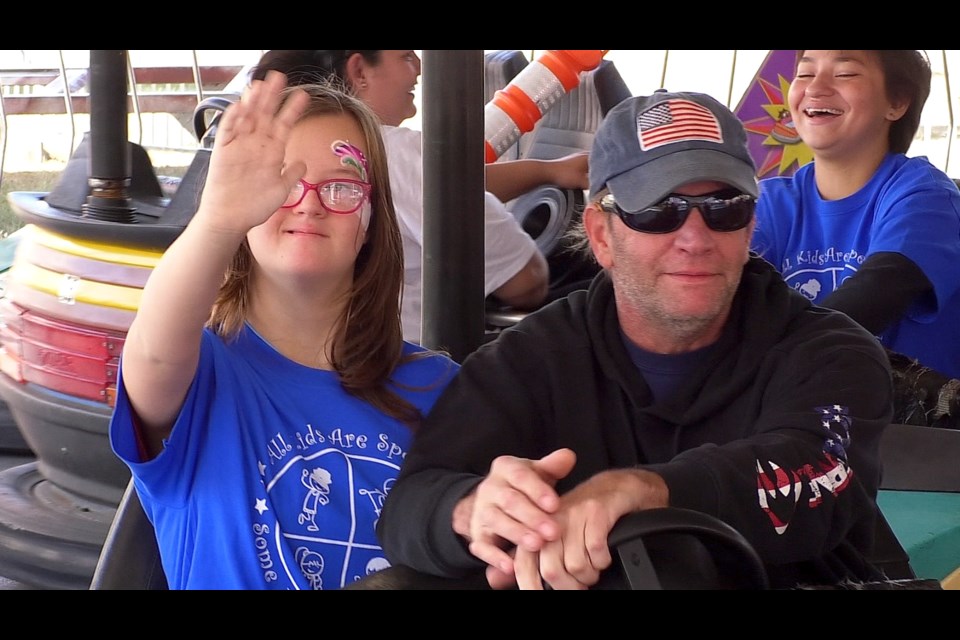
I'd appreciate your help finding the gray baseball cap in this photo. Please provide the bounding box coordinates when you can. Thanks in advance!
[589,90,758,211]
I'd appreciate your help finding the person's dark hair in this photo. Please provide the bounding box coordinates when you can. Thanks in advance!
[208,81,430,427]
[796,50,931,155]
[250,50,382,91]
[877,50,931,154]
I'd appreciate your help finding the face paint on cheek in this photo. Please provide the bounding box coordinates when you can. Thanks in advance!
[331,140,369,182]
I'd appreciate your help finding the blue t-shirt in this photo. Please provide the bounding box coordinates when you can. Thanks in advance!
[621,330,718,404]
[752,153,960,378]
[110,325,459,589]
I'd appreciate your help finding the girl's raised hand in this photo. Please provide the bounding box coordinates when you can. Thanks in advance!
[195,70,310,235]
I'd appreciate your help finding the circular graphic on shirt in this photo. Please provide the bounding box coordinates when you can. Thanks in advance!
[782,263,859,303]
[252,438,404,590]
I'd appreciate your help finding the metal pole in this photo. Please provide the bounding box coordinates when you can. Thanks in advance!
[83,49,135,222]
[420,50,485,361]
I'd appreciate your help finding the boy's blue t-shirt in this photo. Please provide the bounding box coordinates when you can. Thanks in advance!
[753,153,960,378]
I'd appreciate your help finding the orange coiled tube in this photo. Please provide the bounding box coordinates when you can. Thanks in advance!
[484,50,608,163]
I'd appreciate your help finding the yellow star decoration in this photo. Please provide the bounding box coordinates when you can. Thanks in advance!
[742,74,815,178]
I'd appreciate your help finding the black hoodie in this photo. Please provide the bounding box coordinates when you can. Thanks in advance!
[378,257,894,589]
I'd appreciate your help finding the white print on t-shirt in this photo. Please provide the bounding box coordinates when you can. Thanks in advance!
[797,279,822,301]
[264,424,408,465]
[299,467,333,532]
[781,247,866,272]
[783,265,857,303]
[780,248,867,303]
[359,477,394,527]
[296,546,324,589]
[248,423,410,589]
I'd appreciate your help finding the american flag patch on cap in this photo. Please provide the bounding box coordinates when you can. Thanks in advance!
[637,99,724,150]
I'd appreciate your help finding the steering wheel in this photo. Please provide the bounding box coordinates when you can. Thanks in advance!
[193,96,236,148]
[346,507,769,590]
[605,507,770,590]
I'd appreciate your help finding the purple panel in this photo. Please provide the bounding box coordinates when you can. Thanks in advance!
[734,50,814,179]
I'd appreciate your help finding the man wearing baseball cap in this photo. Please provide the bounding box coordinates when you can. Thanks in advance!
[377,91,895,590]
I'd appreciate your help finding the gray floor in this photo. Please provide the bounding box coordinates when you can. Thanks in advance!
[0,449,42,589]
[0,574,38,590]
[0,450,33,471]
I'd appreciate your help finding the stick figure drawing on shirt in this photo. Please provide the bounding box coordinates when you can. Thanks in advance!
[299,467,333,532]
[359,477,394,526]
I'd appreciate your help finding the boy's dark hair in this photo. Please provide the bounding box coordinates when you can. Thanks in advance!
[878,50,932,154]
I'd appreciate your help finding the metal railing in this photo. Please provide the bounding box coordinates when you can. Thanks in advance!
[0,50,261,184]
[2,50,958,185]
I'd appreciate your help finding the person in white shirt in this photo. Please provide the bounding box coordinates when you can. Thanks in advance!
[251,50,590,343]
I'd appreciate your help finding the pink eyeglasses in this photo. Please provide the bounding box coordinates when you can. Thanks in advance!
[281,178,371,213]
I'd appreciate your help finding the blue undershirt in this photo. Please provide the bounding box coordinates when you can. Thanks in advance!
[621,331,718,404]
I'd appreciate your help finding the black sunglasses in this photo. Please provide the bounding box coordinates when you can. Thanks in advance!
[598,188,756,234]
